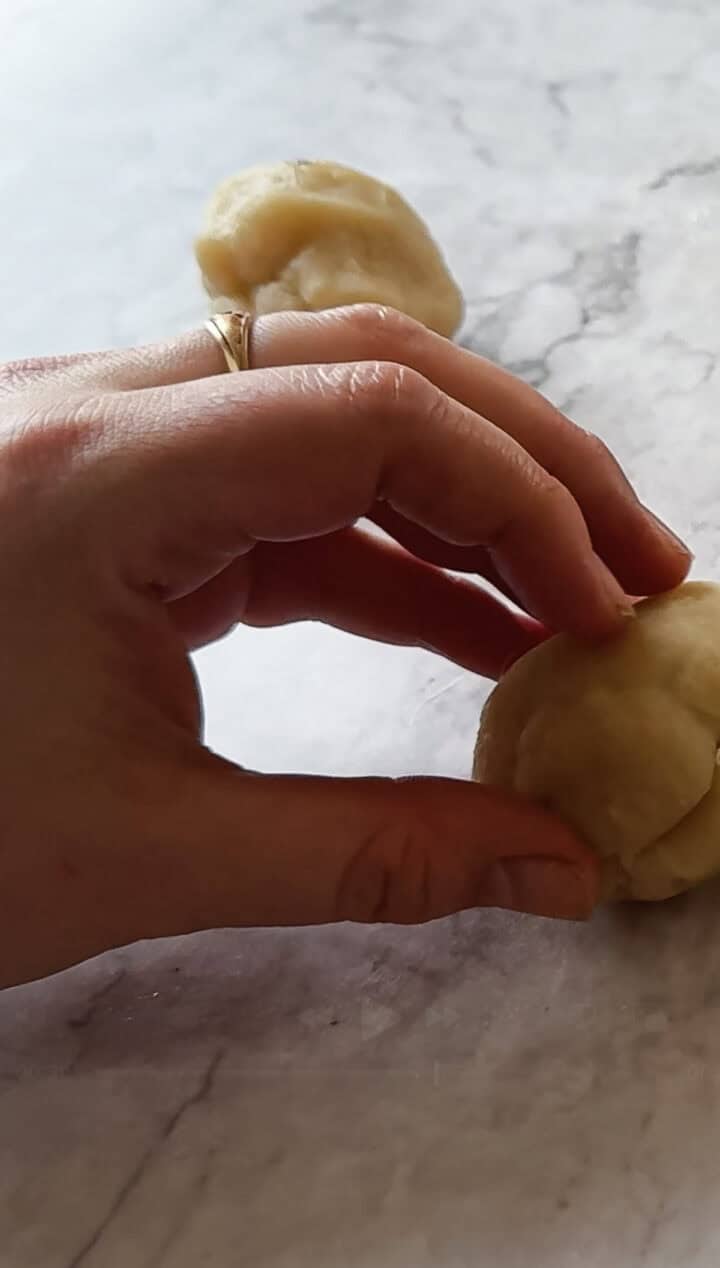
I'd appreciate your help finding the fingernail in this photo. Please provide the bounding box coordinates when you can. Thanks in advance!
[481,858,597,921]
[646,509,692,557]
[589,557,636,622]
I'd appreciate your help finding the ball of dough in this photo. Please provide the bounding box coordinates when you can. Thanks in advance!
[473,582,720,902]
[195,160,464,337]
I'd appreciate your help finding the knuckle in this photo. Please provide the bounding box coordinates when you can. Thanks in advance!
[340,302,425,359]
[0,356,54,396]
[341,359,428,415]
[543,471,579,517]
[420,377,457,434]
[491,463,577,549]
[0,354,91,399]
[336,798,436,925]
[524,463,576,514]
[0,394,104,496]
[532,474,580,534]
[581,428,617,471]
[531,472,587,542]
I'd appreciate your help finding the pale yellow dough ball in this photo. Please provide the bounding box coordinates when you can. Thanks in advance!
[473,582,720,901]
[195,160,464,337]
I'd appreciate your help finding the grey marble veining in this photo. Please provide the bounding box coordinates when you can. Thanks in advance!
[3,0,720,1264]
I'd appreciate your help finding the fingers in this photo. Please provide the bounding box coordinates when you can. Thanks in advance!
[169,528,545,675]
[23,307,688,625]
[92,306,689,593]
[245,306,691,596]
[370,503,521,602]
[81,306,687,598]
[36,307,689,599]
[103,360,632,639]
[136,758,599,935]
[0,331,226,397]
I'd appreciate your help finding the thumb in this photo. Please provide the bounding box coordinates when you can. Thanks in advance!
[156,758,598,933]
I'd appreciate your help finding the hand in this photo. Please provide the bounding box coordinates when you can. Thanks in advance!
[0,304,689,987]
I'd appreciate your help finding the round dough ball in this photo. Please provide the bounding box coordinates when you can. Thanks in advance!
[473,582,720,902]
[195,160,464,337]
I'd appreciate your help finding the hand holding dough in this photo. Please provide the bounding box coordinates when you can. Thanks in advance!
[474,582,720,901]
[195,160,463,337]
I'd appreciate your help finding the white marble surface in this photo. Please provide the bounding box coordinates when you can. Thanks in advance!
[3,0,720,1263]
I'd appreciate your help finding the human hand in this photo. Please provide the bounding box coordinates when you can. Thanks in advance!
[0,304,690,986]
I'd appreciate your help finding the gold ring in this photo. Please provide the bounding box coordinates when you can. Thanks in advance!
[204,311,253,373]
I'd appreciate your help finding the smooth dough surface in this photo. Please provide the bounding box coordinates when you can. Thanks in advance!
[195,160,464,337]
[473,582,720,901]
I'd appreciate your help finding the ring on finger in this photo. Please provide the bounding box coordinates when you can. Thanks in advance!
[204,311,253,373]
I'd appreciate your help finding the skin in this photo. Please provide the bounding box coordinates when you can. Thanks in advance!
[0,303,690,989]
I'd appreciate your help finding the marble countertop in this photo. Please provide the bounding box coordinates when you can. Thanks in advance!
[4,0,720,1264]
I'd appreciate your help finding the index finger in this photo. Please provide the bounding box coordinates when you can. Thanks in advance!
[102,360,632,638]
